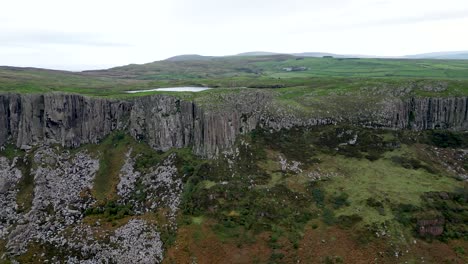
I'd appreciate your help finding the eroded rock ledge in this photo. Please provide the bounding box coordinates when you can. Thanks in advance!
[1,93,467,157]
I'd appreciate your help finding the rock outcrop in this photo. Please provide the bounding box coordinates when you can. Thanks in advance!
[0,157,22,239]
[5,148,99,255]
[1,93,468,157]
[0,146,174,263]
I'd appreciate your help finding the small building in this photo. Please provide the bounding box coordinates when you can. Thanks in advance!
[282,66,308,72]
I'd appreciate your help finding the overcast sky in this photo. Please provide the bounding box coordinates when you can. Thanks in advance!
[1,0,467,71]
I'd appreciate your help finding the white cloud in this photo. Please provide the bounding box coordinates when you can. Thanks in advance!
[0,0,467,70]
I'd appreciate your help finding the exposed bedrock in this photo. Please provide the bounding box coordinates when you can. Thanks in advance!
[1,93,468,157]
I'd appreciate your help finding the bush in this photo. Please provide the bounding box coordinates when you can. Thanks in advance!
[183,165,195,175]
[390,156,436,173]
[337,214,362,228]
[269,252,285,261]
[331,193,350,209]
[454,246,465,255]
[430,131,463,148]
[365,151,381,161]
[135,152,160,171]
[322,208,336,225]
[366,198,386,216]
[84,202,133,221]
[393,204,418,226]
[312,188,325,207]
[324,256,344,264]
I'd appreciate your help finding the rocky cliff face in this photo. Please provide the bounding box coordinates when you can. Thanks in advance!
[395,97,468,130]
[0,93,270,157]
[0,94,130,149]
[1,93,468,157]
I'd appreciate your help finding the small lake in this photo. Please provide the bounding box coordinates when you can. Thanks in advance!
[126,87,212,93]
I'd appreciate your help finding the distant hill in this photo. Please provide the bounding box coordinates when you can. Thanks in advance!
[165,54,214,61]
[236,51,349,58]
[292,52,339,57]
[236,51,282,56]
[236,51,468,60]
[237,51,380,58]
[161,51,468,62]
[404,51,468,60]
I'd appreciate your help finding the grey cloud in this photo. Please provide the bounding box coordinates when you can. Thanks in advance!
[363,9,468,27]
[288,9,468,34]
[169,0,327,24]
[0,31,131,47]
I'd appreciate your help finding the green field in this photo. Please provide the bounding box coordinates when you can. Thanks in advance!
[1,56,468,99]
[90,56,468,80]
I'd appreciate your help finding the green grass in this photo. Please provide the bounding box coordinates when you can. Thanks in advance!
[14,153,34,213]
[322,153,458,225]
[191,216,204,225]
[0,144,23,160]
[1,56,467,99]
[85,132,133,202]
[200,180,217,189]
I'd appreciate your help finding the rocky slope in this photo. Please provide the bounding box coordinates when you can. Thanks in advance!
[0,145,176,263]
[1,93,468,158]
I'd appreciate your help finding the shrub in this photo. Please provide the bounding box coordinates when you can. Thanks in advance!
[390,156,436,173]
[183,165,194,175]
[366,198,386,216]
[430,131,463,148]
[331,193,350,209]
[312,188,325,207]
[454,246,465,255]
[393,203,418,226]
[337,214,363,228]
[322,208,336,225]
[84,202,133,221]
[135,152,160,171]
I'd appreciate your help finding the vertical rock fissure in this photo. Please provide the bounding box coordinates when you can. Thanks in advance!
[464,98,468,122]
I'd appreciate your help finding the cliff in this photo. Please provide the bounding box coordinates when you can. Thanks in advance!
[1,93,468,157]
[0,94,130,149]
[0,92,270,157]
